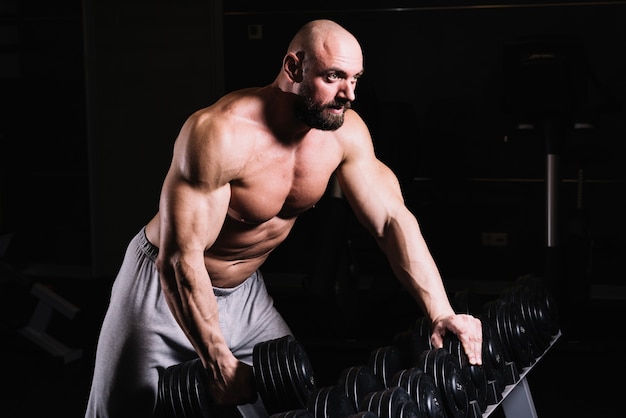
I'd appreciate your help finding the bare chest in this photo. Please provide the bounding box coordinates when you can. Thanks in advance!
[228,144,341,224]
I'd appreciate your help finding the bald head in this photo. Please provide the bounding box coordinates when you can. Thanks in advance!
[287,19,362,64]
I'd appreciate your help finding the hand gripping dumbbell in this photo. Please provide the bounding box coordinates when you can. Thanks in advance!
[443,333,488,415]
[157,335,316,417]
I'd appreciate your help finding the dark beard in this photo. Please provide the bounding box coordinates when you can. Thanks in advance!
[294,86,351,131]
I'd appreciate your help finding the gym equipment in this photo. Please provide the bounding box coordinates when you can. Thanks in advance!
[444,333,488,414]
[389,367,446,418]
[480,316,507,399]
[368,345,404,389]
[484,298,532,377]
[363,386,420,418]
[19,281,83,364]
[417,347,469,418]
[306,385,357,418]
[390,316,435,370]
[501,285,550,357]
[254,335,317,414]
[158,335,316,417]
[337,365,384,412]
[269,410,314,418]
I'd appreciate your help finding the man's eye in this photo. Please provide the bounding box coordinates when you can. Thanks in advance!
[327,73,338,81]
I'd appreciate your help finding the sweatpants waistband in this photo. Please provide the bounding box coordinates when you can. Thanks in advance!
[136,226,259,297]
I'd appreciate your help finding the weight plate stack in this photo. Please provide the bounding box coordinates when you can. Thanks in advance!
[306,385,357,418]
[363,386,420,418]
[480,315,506,397]
[253,335,316,415]
[390,367,446,418]
[369,345,404,389]
[501,284,546,358]
[444,334,488,413]
[337,365,384,412]
[418,348,469,418]
[158,358,212,418]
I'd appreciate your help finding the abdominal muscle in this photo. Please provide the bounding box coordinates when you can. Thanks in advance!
[145,211,297,288]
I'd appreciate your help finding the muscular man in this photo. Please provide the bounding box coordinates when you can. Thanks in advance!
[85,19,482,417]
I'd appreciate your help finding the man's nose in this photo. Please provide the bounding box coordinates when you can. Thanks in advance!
[340,80,356,102]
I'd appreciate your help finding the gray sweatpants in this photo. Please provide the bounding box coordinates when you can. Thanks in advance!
[85,227,293,417]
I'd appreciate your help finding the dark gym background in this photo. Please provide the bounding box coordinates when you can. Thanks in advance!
[0,0,624,416]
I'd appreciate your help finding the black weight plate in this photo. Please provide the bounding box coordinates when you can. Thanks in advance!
[415,316,433,351]
[467,364,488,412]
[398,399,420,418]
[364,389,386,417]
[480,316,506,394]
[369,346,403,388]
[190,358,212,418]
[502,302,533,368]
[505,284,547,357]
[338,365,383,411]
[286,337,316,408]
[277,335,305,411]
[178,359,194,416]
[486,301,514,365]
[436,348,468,418]
[391,367,446,418]
[169,362,185,418]
[417,349,437,385]
[525,286,553,352]
[254,340,282,414]
[379,386,419,418]
[306,385,356,418]
[186,359,203,417]
[159,365,175,417]
[270,336,294,410]
[447,334,488,411]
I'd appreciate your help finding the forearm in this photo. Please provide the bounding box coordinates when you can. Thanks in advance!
[158,255,233,370]
[377,209,455,322]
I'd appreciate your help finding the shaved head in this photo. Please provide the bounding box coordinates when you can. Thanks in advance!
[287,19,362,65]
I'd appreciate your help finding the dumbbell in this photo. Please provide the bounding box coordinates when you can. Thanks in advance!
[479,315,507,400]
[158,335,316,417]
[394,316,487,415]
[501,277,559,358]
[483,298,534,370]
[452,290,515,392]
[362,386,420,418]
[306,385,357,418]
[389,367,446,418]
[368,345,405,389]
[443,333,488,415]
[417,347,469,418]
[390,316,435,368]
[337,365,384,412]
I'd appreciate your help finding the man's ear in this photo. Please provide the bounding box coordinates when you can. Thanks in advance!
[283,52,303,82]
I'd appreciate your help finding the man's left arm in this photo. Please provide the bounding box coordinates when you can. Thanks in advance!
[335,110,482,364]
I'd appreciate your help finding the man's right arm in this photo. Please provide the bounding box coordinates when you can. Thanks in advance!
[155,112,257,405]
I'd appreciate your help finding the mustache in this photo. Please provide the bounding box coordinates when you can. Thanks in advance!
[327,99,352,109]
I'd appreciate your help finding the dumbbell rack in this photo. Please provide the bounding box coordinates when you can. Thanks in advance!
[483,331,560,418]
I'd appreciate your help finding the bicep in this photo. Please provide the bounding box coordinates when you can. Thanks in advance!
[335,126,405,238]
[159,170,231,260]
